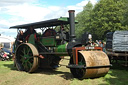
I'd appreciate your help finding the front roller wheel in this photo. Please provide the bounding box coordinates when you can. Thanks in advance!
[70,51,110,79]
[15,43,39,72]
[70,53,86,79]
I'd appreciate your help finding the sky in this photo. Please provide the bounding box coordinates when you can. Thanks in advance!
[0,0,98,37]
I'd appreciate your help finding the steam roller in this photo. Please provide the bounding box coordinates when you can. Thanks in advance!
[68,49,110,79]
[10,10,111,79]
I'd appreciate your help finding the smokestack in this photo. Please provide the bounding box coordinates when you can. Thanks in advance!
[68,10,76,42]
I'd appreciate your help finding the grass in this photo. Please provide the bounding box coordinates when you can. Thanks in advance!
[0,59,128,85]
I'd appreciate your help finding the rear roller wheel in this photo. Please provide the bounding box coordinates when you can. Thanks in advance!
[15,43,39,72]
[70,51,110,79]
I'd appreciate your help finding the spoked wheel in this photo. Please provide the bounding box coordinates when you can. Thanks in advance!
[70,51,110,79]
[15,43,39,72]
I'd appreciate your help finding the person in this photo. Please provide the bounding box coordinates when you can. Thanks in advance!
[23,26,37,42]
[95,40,99,46]
[99,40,103,47]
[17,30,24,45]
[24,26,36,37]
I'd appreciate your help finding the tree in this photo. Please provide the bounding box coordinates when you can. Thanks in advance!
[90,0,127,40]
[122,0,128,26]
[75,1,93,38]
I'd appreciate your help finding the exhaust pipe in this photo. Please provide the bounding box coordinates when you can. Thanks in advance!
[68,10,76,42]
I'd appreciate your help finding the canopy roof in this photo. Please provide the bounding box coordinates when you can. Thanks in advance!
[10,17,78,29]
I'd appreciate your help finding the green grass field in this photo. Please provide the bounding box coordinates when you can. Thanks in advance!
[0,59,128,85]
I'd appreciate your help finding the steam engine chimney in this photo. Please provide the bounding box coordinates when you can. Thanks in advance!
[68,10,76,42]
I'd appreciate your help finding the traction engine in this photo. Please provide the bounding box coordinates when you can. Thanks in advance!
[10,10,111,79]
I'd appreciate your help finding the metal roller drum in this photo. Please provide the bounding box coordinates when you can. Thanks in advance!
[79,51,110,78]
[70,51,110,79]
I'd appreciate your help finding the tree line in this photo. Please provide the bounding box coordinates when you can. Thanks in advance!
[75,0,128,40]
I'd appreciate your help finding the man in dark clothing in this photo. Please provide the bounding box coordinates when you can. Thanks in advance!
[17,30,24,45]
[23,26,37,42]
[24,27,36,37]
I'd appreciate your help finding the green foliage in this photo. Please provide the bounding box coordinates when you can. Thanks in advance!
[122,0,128,26]
[75,1,93,38]
[75,0,128,40]
[91,0,127,40]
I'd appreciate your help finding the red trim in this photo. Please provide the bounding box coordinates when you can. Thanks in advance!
[34,34,38,41]
[26,35,30,41]
[72,46,103,65]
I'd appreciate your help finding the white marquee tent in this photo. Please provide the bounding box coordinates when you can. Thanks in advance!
[0,35,15,48]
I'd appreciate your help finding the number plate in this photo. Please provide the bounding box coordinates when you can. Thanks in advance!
[85,47,95,49]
